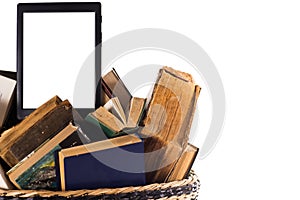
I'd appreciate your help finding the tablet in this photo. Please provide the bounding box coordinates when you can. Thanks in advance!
[17,2,101,119]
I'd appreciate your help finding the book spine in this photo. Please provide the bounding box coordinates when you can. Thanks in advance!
[178,85,201,150]
[2,103,72,167]
[101,80,113,98]
[54,149,61,190]
[165,145,199,182]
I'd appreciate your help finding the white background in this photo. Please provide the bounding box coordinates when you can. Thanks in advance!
[1,0,300,199]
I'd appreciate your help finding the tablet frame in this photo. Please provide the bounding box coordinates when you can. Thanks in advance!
[17,2,101,119]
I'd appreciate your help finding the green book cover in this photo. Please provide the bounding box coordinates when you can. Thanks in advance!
[15,145,61,190]
[85,113,122,138]
[7,123,78,190]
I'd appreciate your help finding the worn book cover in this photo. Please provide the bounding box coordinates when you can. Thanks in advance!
[0,96,73,167]
[165,143,199,182]
[101,68,132,111]
[141,66,201,183]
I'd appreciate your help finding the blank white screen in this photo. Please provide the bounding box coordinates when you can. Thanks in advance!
[23,12,95,109]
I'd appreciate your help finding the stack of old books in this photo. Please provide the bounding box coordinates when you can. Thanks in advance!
[0,66,200,191]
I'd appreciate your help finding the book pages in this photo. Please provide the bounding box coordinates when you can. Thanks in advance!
[0,75,16,128]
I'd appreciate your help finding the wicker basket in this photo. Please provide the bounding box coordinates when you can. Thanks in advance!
[0,171,200,199]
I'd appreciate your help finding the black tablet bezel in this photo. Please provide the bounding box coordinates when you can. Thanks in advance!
[17,2,101,119]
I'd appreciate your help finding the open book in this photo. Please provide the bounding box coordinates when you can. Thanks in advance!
[86,97,146,138]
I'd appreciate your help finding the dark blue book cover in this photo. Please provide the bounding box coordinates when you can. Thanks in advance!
[57,134,145,190]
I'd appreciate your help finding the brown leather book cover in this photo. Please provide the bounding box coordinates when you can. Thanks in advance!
[0,96,73,167]
[101,68,132,111]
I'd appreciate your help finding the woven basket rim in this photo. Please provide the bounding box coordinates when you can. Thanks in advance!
[0,170,200,198]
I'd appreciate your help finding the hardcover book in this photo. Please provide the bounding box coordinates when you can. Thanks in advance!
[0,96,73,167]
[57,134,145,190]
[7,123,78,190]
[141,66,201,183]
[165,143,199,182]
[101,68,132,111]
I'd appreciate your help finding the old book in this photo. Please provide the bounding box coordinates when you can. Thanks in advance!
[86,106,125,138]
[127,97,147,128]
[101,79,113,105]
[141,66,201,183]
[0,75,16,129]
[6,123,78,190]
[165,144,199,182]
[0,96,62,151]
[101,68,132,111]
[0,96,73,167]
[57,134,145,190]
[104,97,127,124]
[86,97,146,137]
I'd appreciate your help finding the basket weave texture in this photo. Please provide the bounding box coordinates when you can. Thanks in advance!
[0,171,200,200]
